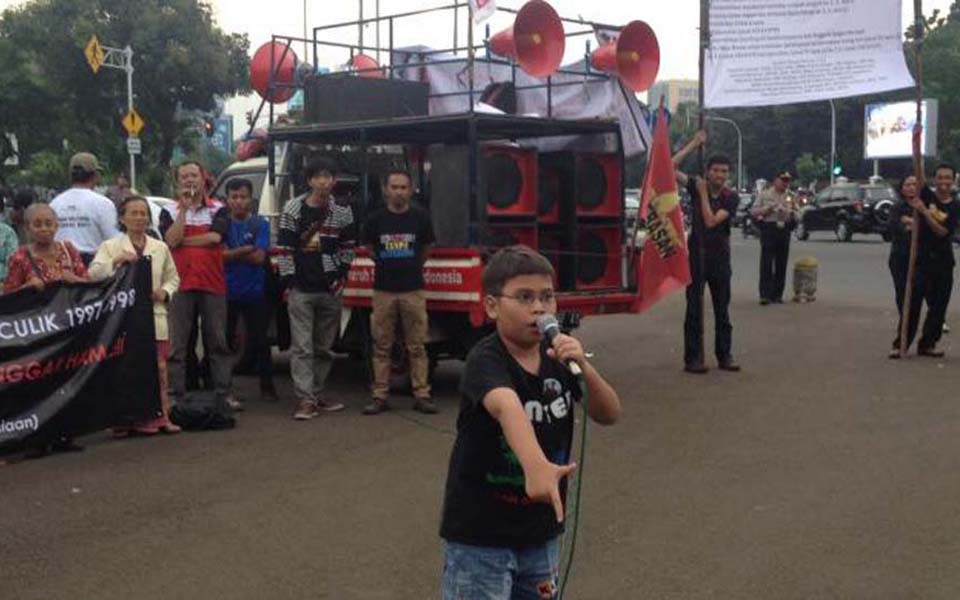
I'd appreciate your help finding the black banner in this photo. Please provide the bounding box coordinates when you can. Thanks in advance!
[0,259,160,452]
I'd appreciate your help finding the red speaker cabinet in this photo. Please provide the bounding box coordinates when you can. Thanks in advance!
[537,229,562,287]
[480,223,538,254]
[483,146,539,217]
[575,153,622,218]
[537,167,561,224]
[576,225,622,290]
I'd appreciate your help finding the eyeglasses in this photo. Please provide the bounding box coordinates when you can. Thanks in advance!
[496,291,556,306]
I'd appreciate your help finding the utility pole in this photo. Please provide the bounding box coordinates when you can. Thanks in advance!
[829,98,836,185]
[85,36,141,191]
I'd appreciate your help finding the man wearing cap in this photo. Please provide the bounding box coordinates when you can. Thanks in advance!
[752,171,799,305]
[50,152,120,265]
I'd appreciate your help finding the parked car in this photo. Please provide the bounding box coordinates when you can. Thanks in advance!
[794,182,896,242]
[144,196,177,239]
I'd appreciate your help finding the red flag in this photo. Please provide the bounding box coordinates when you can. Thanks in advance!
[631,106,691,313]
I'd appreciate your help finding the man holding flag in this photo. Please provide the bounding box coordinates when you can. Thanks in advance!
[672,130,741,374]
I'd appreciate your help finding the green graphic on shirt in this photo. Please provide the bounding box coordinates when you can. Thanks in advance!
[485,435,525,489]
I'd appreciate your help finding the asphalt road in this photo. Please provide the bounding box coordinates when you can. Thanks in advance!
[3,231,959,600]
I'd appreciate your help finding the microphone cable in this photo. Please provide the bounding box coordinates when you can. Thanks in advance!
[557,375,589,599]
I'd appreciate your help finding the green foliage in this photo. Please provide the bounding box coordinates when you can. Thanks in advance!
[0,0,249,193]
[9,149,72,190]
[919,7,960,170]
[795,153,827,186]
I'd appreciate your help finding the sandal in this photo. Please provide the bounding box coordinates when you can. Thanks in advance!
[159,422,182,434]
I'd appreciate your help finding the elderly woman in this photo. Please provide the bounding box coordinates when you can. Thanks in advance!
[89,195,181,435]
[3,203,87,294]
[3,203,88,457]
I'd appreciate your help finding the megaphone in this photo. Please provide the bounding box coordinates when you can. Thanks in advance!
[590,20,660,92]
[349,53,385,79]
[489,0,565,78]
[250,41,298,104]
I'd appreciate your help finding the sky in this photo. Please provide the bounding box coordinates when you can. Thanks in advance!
[0,0,953,133]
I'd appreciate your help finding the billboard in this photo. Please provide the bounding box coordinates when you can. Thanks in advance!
[864,99,938,160]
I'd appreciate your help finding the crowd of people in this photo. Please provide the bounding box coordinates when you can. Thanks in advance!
[668,130,957,372]
[0,150,443,458]
[2,138,957,597]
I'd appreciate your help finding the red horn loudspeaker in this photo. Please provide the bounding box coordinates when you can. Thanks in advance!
[489,0,565,78]
[349,53,385,79]
[590,20,660,92]
[250,42,298,104]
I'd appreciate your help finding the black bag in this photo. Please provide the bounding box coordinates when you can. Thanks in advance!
[169,391,236,431]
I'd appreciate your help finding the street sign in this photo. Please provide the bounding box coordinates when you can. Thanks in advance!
[121,109,145,137]
[84,36,104,74]
[126,137,142,155]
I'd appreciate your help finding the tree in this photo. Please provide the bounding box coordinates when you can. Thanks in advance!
[0,0,249,193]
[795,153,827,188]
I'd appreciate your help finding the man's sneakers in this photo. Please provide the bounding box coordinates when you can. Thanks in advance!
[363,397,439,415]
[684,359,741,373]
[918,346,946,358]
[718,358,741,372]
[412,398,439,414]
[317,400,346,413]
[362,398,391,415]
[293,400,319,420]
[293,399,346,420]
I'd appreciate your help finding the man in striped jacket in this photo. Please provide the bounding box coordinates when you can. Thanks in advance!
[278,157,357,420]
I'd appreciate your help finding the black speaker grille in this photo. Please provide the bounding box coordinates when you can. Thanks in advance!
[485,153,523,210]
[576,158,607,210]
[577,231,609,284]
[538,170,558,217]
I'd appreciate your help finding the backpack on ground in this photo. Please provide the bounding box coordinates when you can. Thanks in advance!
[169,391,236,431]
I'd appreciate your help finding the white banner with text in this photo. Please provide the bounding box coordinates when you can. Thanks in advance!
[705,0,915,108]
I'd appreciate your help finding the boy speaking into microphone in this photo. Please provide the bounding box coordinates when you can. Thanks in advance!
[438,245,621,599]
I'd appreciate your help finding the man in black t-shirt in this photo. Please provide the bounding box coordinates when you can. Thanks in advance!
[439,246,621,599]
[889,163,959,358]
[362,169,437,415]
[277,157,357,420]
[672,130,741,373]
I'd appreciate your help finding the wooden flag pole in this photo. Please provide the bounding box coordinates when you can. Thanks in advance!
[900,0,924,356]
[696,0,709,365]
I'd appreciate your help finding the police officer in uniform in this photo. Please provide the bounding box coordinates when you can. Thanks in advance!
[672,130,741,374]
[752,171,799,304]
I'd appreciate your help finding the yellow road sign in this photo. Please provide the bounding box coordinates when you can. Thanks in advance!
[122,109,145,137]
[84,35,104,74]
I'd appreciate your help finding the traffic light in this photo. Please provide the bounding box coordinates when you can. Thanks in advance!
[203,118,215,138]
[832,162,842,177]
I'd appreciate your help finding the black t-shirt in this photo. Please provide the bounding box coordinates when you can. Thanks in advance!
[363,206,435,292]
[919,187,958,266]
[439,333,582,548]
[889,188,959,266]
[888,199,913,259]
[685,178,739,259]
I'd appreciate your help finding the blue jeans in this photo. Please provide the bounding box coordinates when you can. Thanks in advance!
[441,539,560,600]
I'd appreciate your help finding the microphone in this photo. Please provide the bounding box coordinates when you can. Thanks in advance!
[536,314,583,377]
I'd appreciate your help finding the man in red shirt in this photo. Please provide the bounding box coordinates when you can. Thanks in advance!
[164,161,237,409]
